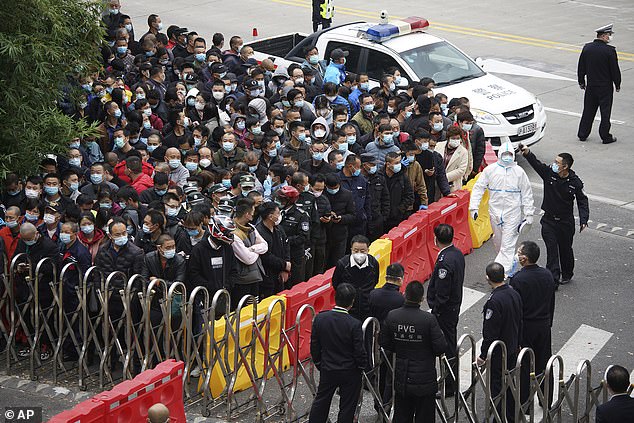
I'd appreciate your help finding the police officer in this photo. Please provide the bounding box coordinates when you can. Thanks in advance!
[577,23,621,144]
[509,241,556,407]
[276,186,310,288]
[520,146,589,286]
[426,223,465,395]
[339,154,372,243]
[308,284,367,423]
[312,0,334,33]
[380,281,447,422]
[360,153,390,242]
[477,262,523,421]
[291,171,319,280]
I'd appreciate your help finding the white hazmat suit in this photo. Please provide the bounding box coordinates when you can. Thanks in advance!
[469,142,535,273]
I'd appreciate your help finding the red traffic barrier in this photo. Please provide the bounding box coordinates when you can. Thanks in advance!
[48,399,106,423]
[426,190,473,261]
[252,27,258,37]
[382,214,432,288]
[95,359,186,423]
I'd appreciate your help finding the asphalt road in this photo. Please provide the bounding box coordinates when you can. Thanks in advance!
[2,0,633,421]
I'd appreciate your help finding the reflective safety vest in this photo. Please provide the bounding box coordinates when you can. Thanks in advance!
[320,0,334,19]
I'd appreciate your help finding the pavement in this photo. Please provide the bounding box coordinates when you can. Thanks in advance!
[2,0,634,420]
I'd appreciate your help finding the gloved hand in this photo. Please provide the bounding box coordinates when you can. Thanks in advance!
[525,215,534,225]
[470,209,478,221]
[401,157,410,167]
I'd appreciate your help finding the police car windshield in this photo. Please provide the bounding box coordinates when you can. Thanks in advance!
[400,41,485,87]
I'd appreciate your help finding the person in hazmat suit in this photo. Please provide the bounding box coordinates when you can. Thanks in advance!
[469,141,534,274]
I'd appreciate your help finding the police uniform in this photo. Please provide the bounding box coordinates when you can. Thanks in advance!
[480,283,523,421]
[380,303,447,422]
[524,151,589,283]
[279,203,310,288]
[297,190,319,280]
[338,170,372,243]
[426,244,465,392]
[577,24,621,144]
[312,0,334,33]
[510,264,555,405]
[366,171,391,241]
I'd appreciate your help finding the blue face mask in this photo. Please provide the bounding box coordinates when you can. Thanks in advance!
[368,165,378,174]
[116,46,127,55]
[392,163,402,173]
[195,53,206,62]
[221,179,232,188]
[309,54,320,65]
[248,165,258,173]
[312,152,324,161]
[155,188,167,196]
[113,236,128,247]
[338,142,348,152]
[90,174,103,184]
[501,154,514,164]
[551,163,559,173]
[162,249,176,259]
[44,186,59,196]
[298,133,307,142]
[335,161,344,170]
[347,135,356,145]
[187,228,200,237]
[326,187,339,195]
[268,148,278,158]
[185,162,198,172]
[405,111,413,119]
[462,123,473,131]
[360,82,370,91]
[352,168,361,177]
[60,233,72,244]
[382,134,394,145]
[363,104,374,113]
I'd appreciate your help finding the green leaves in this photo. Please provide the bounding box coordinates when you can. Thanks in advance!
[0,0,106,177]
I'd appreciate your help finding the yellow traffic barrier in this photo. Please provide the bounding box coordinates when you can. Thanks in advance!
[369,238,392,288]
[464,174,493,249]
[206,295,289,397]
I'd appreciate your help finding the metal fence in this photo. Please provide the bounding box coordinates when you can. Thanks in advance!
[0,255,628,422]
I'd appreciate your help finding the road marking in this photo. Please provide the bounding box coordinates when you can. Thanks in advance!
[529,182,634,209]
[460,287,486,316]
[479,59,575,82]
[543,107,626,125]
[271,0,634,62]
[460,338,483,391]
[566,0,617,9]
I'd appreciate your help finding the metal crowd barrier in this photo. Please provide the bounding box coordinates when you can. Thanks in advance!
[0,261,625,422]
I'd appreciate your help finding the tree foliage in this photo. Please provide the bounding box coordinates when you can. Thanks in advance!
[0,0,105,177]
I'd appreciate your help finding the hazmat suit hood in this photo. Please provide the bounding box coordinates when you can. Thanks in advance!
[498,141,516,167]
[310,116,330,142]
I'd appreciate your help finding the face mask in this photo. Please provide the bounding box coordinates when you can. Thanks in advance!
[393,130,400,139]
[251,126,263,135]
[352,252,367,265]
[297,132,307,143]
[222,141,235,152]
[141,108,152,118]
[187,97,196,107]
[275,141,282,150]
[551,163,560,173]
[335,120,347,129]
[97,90,105,98]
[195,53,206,62]
[199,159,211,168]
[99,202,112,209]
[169,159,181,169]
[166,206,180,217]
[43,213,56,224]
[142,224,153,234]
[405,111,413,119]
[110,7,119,14]
[185,162,198,172]
[193,136,202,147]
[360,82,369,91]
[221,179,232,188]
[44,186,59,196]
[195,102,205,111]
[273,127,284,136]
[448,138,461,149]
[60,233,72,244]
[501,154,514,164]
[312,189,323,197]
[363,104,374,113]
[268,148,278,158]
[432,122,443,132]
[462,123,473,131]
[24,239,37,246]
[392,163,402,173]
[389,83,396,91]
[81,83,92,92]
[335,161,344,170]
[236,121,246,131]
[346,135,357,145]
[225,85,232,94]
[81,224,94,234]
[114,109,122,118]
[156,22,163,31]
[440,103,448,112]
[6,220,18,229]
[407,155,416,163]
[212,91,224,101]
[312,152,324,161]
[68,182,79,192]
[314,129,326,138]
[125,23,133,32]
[368,165,377,174]
[293,77,304,85]
[387,107,395,114]
[326,187,339,195]
[147,144,157,152]
[116,46,127,55]
[352,168,361,177]
[309,54,320,65]
[338,142,348,152]
[294,99,305,108]
[113,236,128,247]
[24,212,39,222]
[246,165,257,173]
[182,117,190,128]
[382,134,394,145]
[160,248,176,259]
[25,188,40,199]
[187,228,200,237]
[114,137,125,149]
[256,80,265,88]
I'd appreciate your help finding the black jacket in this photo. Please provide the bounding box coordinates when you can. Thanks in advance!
[480,284,523,361]
[94,239,145,282]
[416,150,451,201]
[525,151,589,226]
[310,307,367,372]
[384,169,414,223]
[380,304,447,396]
[325,187,356,242]
[141,251,187,285]
[427,245,465,316]
[367,172,391,224]
[577,39,621,89]
[509,264,555,327]
[255,222,290,291]
[596,395,634,423]
[368,283,404,323]
[338,171,372,223]
[468,124,486,173]
[332,254,379,320]
[186,237,237,292]
[299,159,336,177]
[14,235,59,292]
[312,193,332,246]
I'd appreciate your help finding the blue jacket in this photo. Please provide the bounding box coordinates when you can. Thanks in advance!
[313,94,350,117]
[324,61,346,85]
[348,87,366,116]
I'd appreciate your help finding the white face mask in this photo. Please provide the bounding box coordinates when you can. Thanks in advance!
[352,252,367,265]
[448,138,461,149]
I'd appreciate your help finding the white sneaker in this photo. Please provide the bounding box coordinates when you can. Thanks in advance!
[190,366,201,377]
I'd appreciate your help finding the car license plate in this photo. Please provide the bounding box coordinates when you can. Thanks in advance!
[518,122,537,136]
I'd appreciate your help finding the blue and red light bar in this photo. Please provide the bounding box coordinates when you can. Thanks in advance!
[364,16,430,42]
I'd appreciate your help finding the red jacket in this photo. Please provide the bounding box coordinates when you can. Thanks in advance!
[0,226,20,260]
[130,172,154,194]
[114,160,154,184]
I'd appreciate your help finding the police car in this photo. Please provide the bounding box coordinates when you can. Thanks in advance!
[248,15,547,149]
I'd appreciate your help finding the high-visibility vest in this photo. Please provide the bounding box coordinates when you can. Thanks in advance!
[320,0,334,19]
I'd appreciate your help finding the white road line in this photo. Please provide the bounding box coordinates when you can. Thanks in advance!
[543,107,626,125]
[458,287,486,391]
[567,0,617,9]
[460,287,487,316]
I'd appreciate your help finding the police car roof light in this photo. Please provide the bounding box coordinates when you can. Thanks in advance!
[363,16,429,42]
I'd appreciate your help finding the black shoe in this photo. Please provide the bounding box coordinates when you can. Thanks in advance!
[554,282,559,291]
[603,137,617,144]
[560,278,572,285]
[578,137,587,142]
